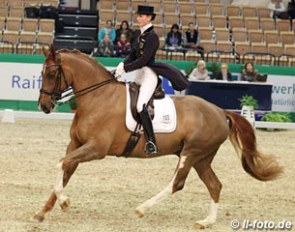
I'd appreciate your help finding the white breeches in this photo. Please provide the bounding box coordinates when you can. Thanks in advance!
[134,67,158,112]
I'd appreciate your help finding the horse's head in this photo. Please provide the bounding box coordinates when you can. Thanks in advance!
[38,45,69,114]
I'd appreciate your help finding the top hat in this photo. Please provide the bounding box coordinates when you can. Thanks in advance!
[136,5,156,20]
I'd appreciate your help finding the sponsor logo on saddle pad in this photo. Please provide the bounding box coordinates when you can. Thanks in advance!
[126,84,177,133]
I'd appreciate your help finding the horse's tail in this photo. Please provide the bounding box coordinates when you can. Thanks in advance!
[225,111,283,181]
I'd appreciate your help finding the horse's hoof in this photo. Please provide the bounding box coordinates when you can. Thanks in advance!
[34,213,45,223]
[195,220,213,230]
[194,222,206,229]
[134,208,144,218]
[60,198,70,212]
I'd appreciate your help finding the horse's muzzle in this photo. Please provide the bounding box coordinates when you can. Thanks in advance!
[39,100,55,114]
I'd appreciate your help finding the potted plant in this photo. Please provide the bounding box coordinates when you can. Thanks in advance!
[69,96,77,113]
[261,112,292,131]
[209,62,219,79]
[239,95,258,109]
[239,95,258,126]
[261,112,292,123]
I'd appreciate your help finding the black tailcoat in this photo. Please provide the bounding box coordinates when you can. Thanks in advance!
[123,26,191,91]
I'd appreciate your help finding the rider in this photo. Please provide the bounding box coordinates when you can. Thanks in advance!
[115,5,191,154]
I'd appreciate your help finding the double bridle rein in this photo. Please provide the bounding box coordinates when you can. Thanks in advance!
[40,52,116,104]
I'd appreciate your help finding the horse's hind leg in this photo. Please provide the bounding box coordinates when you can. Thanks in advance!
[193,150,222,229]
[135,154,195,217]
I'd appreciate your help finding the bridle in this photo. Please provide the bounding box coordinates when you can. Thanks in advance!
[40,52,69,102]
[39,51,116,104]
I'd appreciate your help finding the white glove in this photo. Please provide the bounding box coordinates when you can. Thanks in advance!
[115,62,125,79]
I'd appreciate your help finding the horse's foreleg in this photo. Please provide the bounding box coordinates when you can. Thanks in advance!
[34,140,81,222]
[53,142,104,209]
[193,152,222,229]
[135,154,195,217]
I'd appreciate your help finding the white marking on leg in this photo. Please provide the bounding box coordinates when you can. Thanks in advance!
[207,199,219,223]
[136,174,175,215]
[178,156,187,169]
[136,156,186,215]
[196,199,219,228]
[54,161,68,205]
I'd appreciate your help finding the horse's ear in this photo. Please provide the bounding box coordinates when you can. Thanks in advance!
[42,46,50,57]
[50,44,57,61]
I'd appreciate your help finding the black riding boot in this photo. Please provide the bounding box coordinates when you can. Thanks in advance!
[139,104,158,154]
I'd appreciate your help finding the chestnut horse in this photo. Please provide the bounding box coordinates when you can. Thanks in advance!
[35,46,283,229]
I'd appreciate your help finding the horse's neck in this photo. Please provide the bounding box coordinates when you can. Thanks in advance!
[67,57,110,90]
[64,55,124,109]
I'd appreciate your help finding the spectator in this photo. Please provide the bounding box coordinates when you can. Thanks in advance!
[98,34,114,57]
[241,62,259,82]
[267,0,287,19]
[165,24,182,48]
[115,33,131,57]
[115,20,133,44]
[98,20,116,43]
[188,60,210,81]
[183,22,199,49]
[215,63,233,81]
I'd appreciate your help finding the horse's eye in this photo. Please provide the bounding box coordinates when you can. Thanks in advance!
[47,71,55,79]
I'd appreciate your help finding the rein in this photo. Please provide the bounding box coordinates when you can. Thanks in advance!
[40,51,117,105]
[58,78,116,105]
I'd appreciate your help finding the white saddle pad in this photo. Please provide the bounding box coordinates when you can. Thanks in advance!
[125,84,177,133]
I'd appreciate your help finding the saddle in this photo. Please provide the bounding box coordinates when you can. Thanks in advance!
[129,78,165,123]
[120,79,165,157]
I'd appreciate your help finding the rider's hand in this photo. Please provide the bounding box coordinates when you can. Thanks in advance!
[115,62,125,79]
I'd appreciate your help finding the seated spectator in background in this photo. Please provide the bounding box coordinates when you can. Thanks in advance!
[165,24,182,48]
[183,22,198,49]
[183,22,204,58]
[215,63,233,81]
[98,20,116,43]
[98,34,114,57]
[267,0,287,19]
[188,60,210,81]
[241,62,259,82]
[115,33,131,58]
[115,20,133,44]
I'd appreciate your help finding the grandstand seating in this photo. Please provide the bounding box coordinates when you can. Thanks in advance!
[247,29,264,43]
[0,0,59,54]
[97,0,295,66]
[209,3,223,16]
[211,15,227,28]
[0,0,293,66]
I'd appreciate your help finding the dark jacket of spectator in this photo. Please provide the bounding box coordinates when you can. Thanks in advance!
[165,24,182,47]
[215,63,233,81]
[241,62,259,82]
[215,71,233,81]
[183,22,198,48]
[288,0,295,19]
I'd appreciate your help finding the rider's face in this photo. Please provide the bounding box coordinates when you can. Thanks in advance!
[137,14,152,28]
